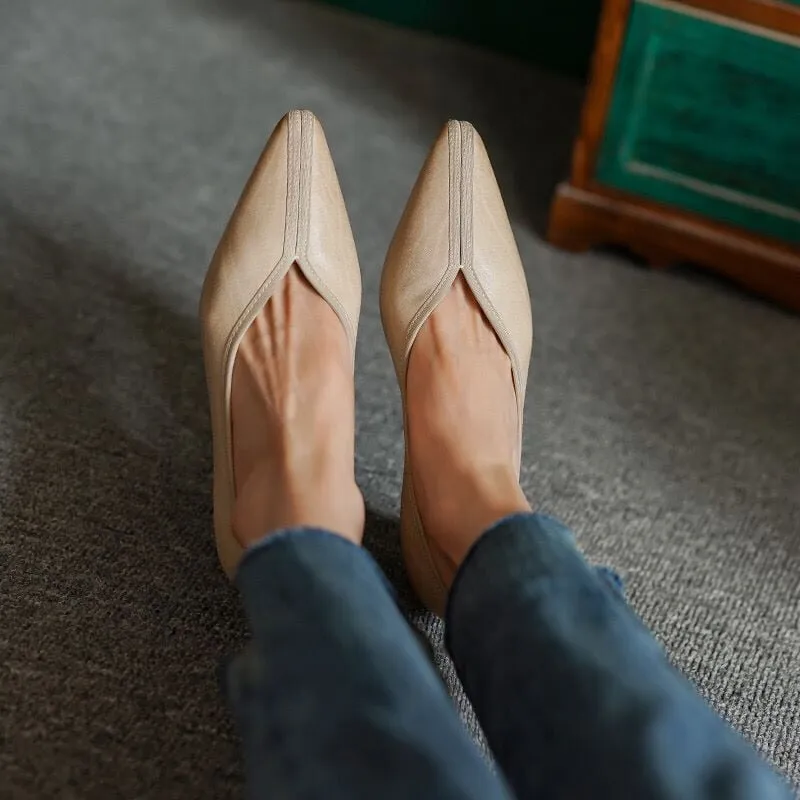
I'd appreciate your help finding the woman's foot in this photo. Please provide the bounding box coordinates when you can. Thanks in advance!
[230,267,365,549]
[406,275,531,586]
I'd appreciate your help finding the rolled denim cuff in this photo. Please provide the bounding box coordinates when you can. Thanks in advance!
[446,513,624,652]
[235,528,396,640]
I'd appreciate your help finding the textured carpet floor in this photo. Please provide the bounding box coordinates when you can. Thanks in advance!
[1,0,799,797]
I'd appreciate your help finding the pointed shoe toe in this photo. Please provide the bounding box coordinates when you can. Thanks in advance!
[380,120,532,616]
[200,110,361,579]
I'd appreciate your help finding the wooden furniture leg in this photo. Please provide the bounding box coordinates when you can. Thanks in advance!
[547,183,800,311]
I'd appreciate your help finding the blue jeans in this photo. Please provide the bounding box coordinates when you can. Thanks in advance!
[224,513,790,799]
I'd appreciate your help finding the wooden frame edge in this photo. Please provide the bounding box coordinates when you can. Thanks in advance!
[674,0,800,37]
[547,183,800,311]
[570,0,633,186]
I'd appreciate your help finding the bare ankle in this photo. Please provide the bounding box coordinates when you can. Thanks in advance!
[418,463,530,573]
[232,456,364,549]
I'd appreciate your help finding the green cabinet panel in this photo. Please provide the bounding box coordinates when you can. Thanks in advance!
[596,0,800,244]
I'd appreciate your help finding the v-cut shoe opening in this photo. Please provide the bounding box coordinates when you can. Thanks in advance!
[405,272,513,391]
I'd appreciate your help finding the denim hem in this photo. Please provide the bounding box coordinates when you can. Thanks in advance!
[235,527,362,583]
[446,512,624,631]
[445,511,545,624]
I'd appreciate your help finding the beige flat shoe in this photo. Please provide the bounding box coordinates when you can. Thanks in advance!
[200,109,361,578]
[380,120,533,616]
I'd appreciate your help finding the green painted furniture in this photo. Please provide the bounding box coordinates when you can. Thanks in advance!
[597,0,800,244]
[549,0,800,312]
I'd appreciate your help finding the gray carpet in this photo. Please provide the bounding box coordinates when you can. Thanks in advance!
[1,0,799,796]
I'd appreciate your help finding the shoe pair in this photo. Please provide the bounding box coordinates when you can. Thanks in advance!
[200,110,532,616]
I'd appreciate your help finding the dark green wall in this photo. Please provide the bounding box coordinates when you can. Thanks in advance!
[320,0,602,78]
